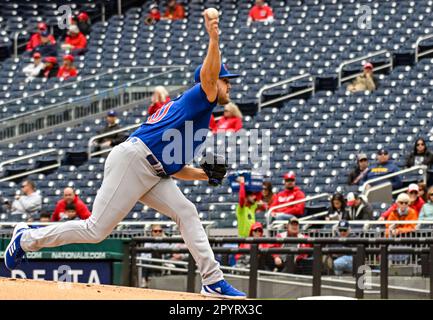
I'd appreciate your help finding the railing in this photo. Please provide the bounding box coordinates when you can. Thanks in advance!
[87,123,141,159]
[337,50,393,87]
[0,149,60,182]
[257,74,315,112]
[361,165,427,192]
[415,34,433,63]
[0,65,187,142]
[265,193,330,230]
[130,236,433,299]
[13,30,30,59]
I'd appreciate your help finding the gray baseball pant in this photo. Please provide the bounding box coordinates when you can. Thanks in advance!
[20,138,224,286]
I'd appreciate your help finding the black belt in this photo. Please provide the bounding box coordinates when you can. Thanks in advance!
[146,154,169,178]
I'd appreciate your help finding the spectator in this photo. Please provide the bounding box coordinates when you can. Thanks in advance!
[257,181,275,212]
[418,182,428,202]
[39,211,51,223]
[71,12,92,35]
[405,138,433,168]
[348,153,369,185]
[247,0,274,24]
[51,187,91,222]
[38,56,59,79]
[235,222,275,270]
[332,220,354,276]
[33,30,57,57]
[62,25,87,55]
[148,86,170,116]
[417,186,433,229]
[26,22,56,52]
[325,193,347,221]
[269,172,306,220]
[345,192,374,221]
[57,54,78,80]
[380,183,425,220]
[273,217,313,274]
[211,102,243,133]
[10,180,42,218]
[163,0,185,20]
[347,62,377,93]
[236,176,259,237]
[361,149,402,190]
[92,110,127,151]
[386,193,417,237]
[23,52,44,81]
[145,3,162,25]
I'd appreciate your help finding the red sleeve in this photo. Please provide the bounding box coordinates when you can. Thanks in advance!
[26,34,38,51]
[49,35,56,44]
[79,34,87,48]
[267,6,274,17]
[76,200,91,220]
[248,7,255,18]
[381,204,396,219]
[209,114,217,131]
[51,202,62,221]
[71,68,78,77]
[239,181,246,207]
[270,193,280,208]
[57,67,63,78]
[177,5,185,19]
[233,117,243,131]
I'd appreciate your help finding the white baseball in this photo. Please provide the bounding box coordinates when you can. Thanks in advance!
[205,8,219,20]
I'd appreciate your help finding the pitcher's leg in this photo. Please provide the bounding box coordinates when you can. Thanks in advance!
[21,143,160,252]
[139,179,224,286]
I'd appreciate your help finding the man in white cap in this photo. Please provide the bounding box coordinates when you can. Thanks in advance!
[385,193,417,237]
[345,192,373,221]
[61,24,87,55]
[379,183,425,220]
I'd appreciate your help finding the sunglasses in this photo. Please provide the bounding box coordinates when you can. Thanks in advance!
[152,229,163,233]
[398,201,409,205]
[429,193,433,196]
[409,191,418,194]
[359,159,368,162]
[417,143,425,146]
[252,229,263,233]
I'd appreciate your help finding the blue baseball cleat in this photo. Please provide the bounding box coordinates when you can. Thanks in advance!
[201,279,247,300]
[4,222,30,271]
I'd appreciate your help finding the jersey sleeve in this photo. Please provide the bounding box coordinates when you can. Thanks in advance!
[180,83,217,114]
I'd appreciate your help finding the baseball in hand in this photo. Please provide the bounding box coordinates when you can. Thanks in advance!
[204,8,219,20]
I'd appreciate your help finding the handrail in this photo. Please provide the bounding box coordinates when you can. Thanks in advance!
[415,33,433,63]
[0,163,61,182]
[0,65,186,123]
[257,74,315,112]
[87,123,141,159]
[0,149,57,169]
[0,221,215,227]
[361,165,427,191]
[337,50,392,87]
[265,193,330,229]
[13,30,29,59]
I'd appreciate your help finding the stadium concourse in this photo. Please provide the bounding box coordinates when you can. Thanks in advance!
[0,0,433,228]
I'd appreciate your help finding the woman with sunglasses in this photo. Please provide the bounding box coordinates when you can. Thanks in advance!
[385,193,417,237]
[405,138,433,168]
[417,186,433,230]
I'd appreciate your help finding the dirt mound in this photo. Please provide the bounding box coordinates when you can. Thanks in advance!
[0,277,218,300]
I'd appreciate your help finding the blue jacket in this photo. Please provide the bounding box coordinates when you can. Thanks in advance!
[419,202,433,221]
[361,160,402,189]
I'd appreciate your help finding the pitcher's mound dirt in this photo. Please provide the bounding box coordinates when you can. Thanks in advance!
[0,277,218,300]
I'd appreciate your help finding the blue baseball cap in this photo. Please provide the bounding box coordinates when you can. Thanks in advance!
[194,63,240,83]
[338,220,350,231]
[107,110,117,117]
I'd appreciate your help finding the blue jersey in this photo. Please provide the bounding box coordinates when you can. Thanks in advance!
[130,84,216,175]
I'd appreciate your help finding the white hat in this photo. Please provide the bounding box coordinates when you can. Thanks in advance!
[408,183,419,193]
[396,193,410,203]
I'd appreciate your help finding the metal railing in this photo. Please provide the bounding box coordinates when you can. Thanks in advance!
[361,165,427,192]
[130,236,433,299]
[0,66,186,142]
[0,149,60,182]
[87,123,141,159]
[257,74,315,112]
[337,50,393,87]
[265,193,330,229]
[415,34,433,63]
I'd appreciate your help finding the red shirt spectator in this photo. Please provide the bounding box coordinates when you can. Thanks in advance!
[148,86,170,116]
[57,54,78,80]
[51,188,91,221]
[163,0,185,20]
[380,184,425,220]
[270,172,306,216]
[26,23,56,51]
[212,103,243,133]
[248,0,274,23]
[146,4,161,24]
[209,114,217,131]
[63,25,87,50]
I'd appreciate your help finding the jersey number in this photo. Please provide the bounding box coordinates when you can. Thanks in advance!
[146,101,174,124]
